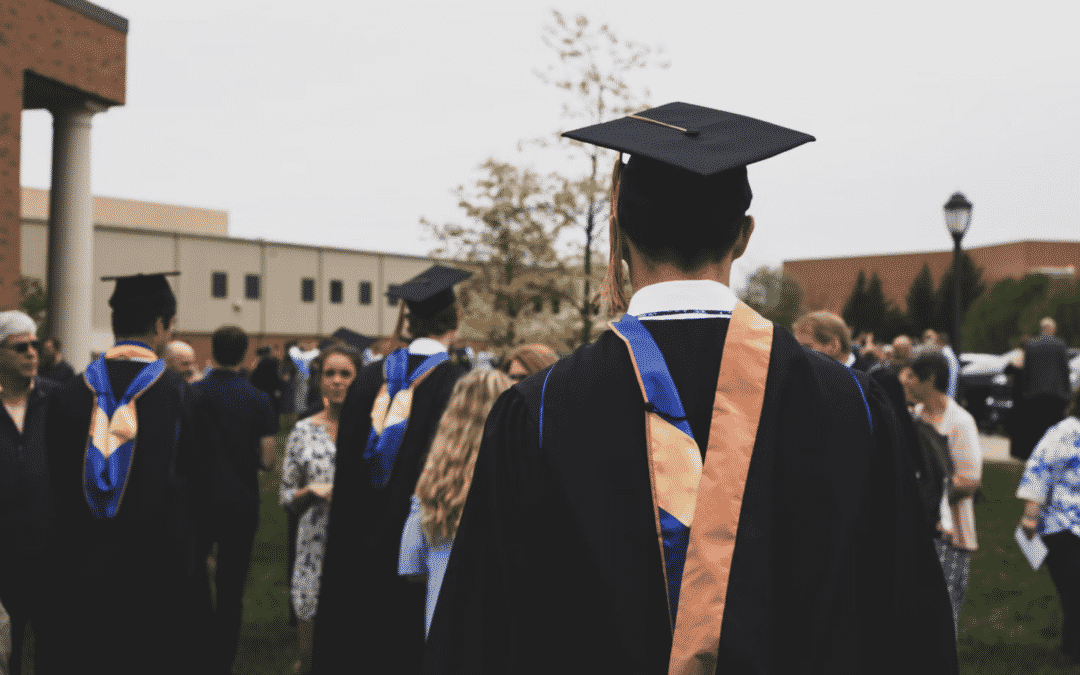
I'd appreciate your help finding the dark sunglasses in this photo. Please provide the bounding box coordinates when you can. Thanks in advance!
[323,368,354,378]
[4,340,40,354]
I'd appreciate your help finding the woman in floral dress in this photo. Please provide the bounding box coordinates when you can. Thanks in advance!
[280,343,360,674]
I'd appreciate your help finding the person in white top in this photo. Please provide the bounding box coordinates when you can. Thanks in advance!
[901,345,982,634]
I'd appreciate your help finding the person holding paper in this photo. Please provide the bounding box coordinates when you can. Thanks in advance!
[1017,386,1080,665]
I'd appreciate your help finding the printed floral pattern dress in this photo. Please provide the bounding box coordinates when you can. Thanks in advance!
[279,417,337,621]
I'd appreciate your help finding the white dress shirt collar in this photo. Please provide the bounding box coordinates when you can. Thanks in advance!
[625,280,738,321]
[408,337,449,356]
[844,352,857,368]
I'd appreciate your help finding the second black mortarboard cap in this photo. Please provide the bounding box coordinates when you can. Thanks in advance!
[103,271,179,310]
[387,265,472,319]
[560,101,815,176]
[329,327,376,353]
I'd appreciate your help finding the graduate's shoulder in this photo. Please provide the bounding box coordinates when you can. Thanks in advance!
[509,330,632,423]
[768,325,874,432]
[425,359,470,391]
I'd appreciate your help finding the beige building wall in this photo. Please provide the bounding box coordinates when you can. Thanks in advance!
[20,221,48,279]
[21,187,228,236]
[321,250,382,336]
[19,191,469,364]
[176,237,263,335]
[264,245,321,336]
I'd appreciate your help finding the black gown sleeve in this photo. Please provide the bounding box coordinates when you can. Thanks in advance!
[311,365,381,668]
[857,372,959,673]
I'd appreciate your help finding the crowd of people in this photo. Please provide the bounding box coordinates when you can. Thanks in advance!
[2,101,1076,674]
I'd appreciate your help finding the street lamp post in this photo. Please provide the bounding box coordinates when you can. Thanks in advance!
[943,192,974,358]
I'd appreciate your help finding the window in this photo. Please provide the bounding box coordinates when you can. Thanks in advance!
[301,278,315,303]
[359,281,372,305]
[245,274,260,300]
[329,279,343,304]
[211,272,227,298]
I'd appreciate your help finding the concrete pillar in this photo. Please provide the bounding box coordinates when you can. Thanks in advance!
[46,104,100,373]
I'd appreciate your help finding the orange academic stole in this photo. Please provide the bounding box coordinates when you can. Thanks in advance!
[612,301,773,675]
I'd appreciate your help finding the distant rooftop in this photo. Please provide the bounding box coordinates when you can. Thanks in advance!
[50,0,128,33]
[22,187,228,236]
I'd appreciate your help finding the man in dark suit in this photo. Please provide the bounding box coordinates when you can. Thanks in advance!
[36,338,74,384]
[194,325,278,675]
[1011,317,1073,460]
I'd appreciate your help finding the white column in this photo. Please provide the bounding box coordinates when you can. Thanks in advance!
[46,104,98,373]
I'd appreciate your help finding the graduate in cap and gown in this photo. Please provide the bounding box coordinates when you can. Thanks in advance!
[313,265,471,674]
[37,273,210,675]
[423,103,958,674]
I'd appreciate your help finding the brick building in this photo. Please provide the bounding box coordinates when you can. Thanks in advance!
[784,240,1080,315]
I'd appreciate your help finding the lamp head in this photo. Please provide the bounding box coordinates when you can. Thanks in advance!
[943,191,973,239]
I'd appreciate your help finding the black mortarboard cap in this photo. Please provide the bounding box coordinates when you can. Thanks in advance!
[386,265,472,319]
[103,271,179,310]
[561,101,815,177]
[330,327,376,353]
[563,102,815,242]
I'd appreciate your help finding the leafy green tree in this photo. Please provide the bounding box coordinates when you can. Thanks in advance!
[880,306,913,344]
[949,270,1078,353]
[842,270,904,340]
[422,159,576,348]
[905,264,936,338]
[536,10,668,346]
[19,276,47,336]
[739,265,803,330]
[841,271,868,335]
[1045,279,1080,347]
[933,251,986,335]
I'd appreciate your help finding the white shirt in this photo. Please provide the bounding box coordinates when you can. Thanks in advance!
[916,399,982,550]
[408,338,449,356]
[625,280,737,321]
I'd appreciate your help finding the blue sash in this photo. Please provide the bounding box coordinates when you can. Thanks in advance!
[82,341,166,519]
[363,349,449,489]
[610,315,698,623]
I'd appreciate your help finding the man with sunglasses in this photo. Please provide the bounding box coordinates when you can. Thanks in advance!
[0,311,57,675]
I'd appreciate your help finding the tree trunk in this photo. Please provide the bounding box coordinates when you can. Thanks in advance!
[579,151,599,346]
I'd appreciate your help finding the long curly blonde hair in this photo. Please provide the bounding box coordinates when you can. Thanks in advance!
[415,369,514,544]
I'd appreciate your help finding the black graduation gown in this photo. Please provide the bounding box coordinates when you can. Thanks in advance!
[313,355,468,674]
[424,321,958,674]
[38,365,211,675]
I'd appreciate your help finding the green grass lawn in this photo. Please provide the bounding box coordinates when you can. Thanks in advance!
[230,426,298,675]
[959,460,1080,674]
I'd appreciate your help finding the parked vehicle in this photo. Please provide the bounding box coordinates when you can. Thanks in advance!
[959,348,1080,433]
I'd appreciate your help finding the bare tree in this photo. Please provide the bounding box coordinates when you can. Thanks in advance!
[534,11,668,345]
[423,159,579,348]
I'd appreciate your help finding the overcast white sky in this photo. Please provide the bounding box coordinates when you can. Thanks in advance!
[19,1,1080,290]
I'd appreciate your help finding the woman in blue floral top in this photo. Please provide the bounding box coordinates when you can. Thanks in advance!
[1018,386,1080,664]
